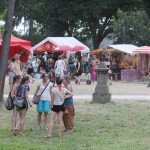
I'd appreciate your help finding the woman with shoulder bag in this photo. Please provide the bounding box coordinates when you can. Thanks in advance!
[33,73,53,130]
[45,77,73,138]
[10,75,21,135]
[14,76,30,135]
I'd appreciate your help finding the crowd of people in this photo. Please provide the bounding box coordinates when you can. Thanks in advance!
[7,51,122,137]
[7,53,75,138]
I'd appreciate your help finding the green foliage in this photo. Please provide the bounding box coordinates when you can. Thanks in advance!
[111,10,150,46]
[28,0,143,48]
[0,0,6,20]
[143,0,150,17]
[11,0,144,48]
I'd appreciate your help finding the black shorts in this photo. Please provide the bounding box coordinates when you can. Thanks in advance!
[16,100,28,110]
[52,104,65,113]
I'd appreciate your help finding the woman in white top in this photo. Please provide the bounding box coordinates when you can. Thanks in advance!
[12,54,22,77]
[54,56,65,78]
[45,77,73,138]
[33,73,53,130]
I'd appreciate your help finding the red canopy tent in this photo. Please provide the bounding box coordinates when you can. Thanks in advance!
[0,35,31,62]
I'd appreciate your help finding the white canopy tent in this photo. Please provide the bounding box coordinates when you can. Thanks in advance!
[31,37,90,53]
[107,44,138,54]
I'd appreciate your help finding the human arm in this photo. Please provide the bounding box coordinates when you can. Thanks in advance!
[10,85,16,98]
[77,62,80,73]
[50,91,55,109]
[96,59,100,65]
[25,90,32,107]
[33,86,40,99]
[54,61,57,69]
[64,88,73,99]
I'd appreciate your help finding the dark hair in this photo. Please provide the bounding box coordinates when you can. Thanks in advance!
[13,75,21,85]
[62,55,66,59]
[42,73,48,79]
[77,57,81,62]
[56,77,62,85]
[89,58,92,61]
[58,56,61,60]
[20,76,29,85]
[12,58,15,62]
[17,76,29,96]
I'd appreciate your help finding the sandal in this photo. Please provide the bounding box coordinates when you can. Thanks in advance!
[19,132,26,136]
[44,135,52,139]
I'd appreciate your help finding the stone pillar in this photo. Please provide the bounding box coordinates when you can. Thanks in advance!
[92,64,111,103]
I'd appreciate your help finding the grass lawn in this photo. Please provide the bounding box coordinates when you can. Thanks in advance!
[0,100,150,150]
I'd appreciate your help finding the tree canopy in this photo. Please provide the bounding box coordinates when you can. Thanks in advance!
[28,0,143,49]
[111,10,150,46]
[1,0,148,49]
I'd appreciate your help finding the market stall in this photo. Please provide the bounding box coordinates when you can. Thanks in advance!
[31,37,90,77]
[91,44,140,81]
[31,37,90,53]
[133,46,150,77]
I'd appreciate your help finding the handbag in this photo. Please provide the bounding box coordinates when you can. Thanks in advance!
[32,95,41,104]
[5,93,14,110]
[13,97,25,108]
[32,81,50,104]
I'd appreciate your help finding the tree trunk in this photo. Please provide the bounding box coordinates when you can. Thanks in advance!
[0,0,16,104]
[29,18,33,42]
[28,0,35,43]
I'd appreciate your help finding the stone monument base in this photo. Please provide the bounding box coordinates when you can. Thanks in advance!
[92,93,111,104]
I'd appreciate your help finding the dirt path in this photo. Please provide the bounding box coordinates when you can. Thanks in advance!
[4,76,150,96]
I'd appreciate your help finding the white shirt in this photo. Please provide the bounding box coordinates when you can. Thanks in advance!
[42,55,47,61]
[37,81,53,101]
[52,87,69,105]
[56,60,65,70]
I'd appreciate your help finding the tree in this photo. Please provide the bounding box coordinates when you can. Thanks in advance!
[29,0,143,49]
[110,10,150,46]
[143,0,150,17]
[0,0,16,103]
[12,0,144,48]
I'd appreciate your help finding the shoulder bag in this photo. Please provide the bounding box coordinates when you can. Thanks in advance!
[5,93,14,110]
[13,97,25,108]
[32,81,50,104]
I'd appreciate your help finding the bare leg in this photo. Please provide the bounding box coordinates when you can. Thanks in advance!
[44,112,48,129]
[15,120,20,131]
[11,107,17,131]
[46,111,57,137]
[18,109,27,134]
[78,76,80,85]
[38,112,42,128]
[58,111,64,137]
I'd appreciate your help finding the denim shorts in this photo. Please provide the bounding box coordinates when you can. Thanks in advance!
[37,100,50,112]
